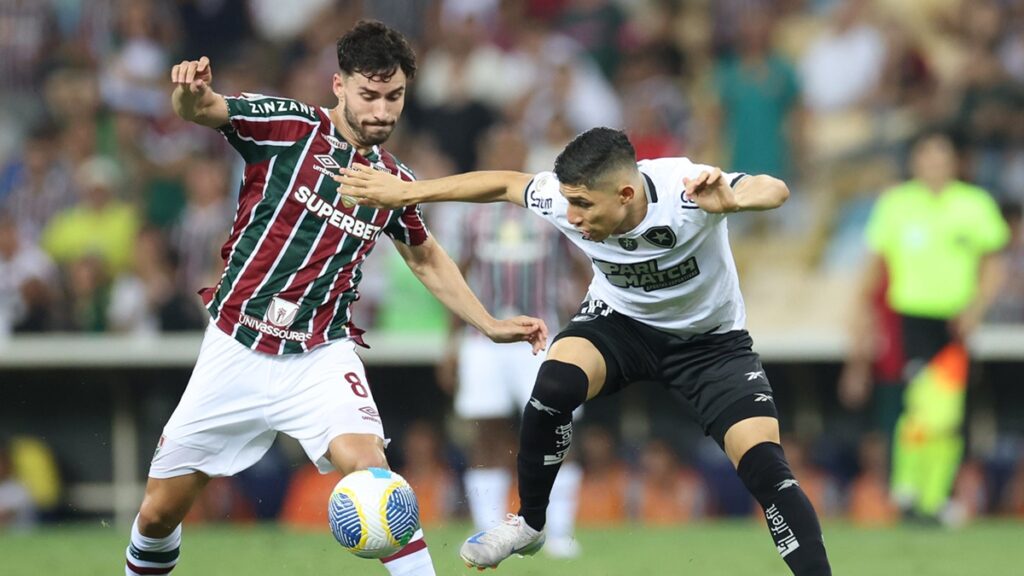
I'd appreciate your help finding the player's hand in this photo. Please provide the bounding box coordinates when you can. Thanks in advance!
[171,56,213,97]
[484,316,549,355]
[949,304,983,342]
[683,168,740,214]
[331,164,410,209]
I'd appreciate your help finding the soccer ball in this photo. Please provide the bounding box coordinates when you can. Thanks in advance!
[328,467,421,559]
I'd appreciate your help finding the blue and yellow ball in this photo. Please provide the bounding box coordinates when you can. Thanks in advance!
[328,467,421,559]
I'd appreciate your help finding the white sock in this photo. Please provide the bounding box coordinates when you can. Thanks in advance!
[546,462,582,542]
[126,514,182,575]
[379,528,435,576]
[464,468,512,530]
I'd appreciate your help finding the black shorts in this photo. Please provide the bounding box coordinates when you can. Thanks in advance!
[554,300,777,443]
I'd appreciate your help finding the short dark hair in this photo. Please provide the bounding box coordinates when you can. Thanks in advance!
[554,127,637,189]
[337,20,417,82]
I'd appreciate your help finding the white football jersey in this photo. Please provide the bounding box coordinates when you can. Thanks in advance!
[523,157,748,337]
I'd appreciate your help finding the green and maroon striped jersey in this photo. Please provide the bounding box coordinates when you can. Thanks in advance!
[201,93,428,355]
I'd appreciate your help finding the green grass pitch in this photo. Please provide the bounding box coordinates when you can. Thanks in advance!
[2,520,1019,575]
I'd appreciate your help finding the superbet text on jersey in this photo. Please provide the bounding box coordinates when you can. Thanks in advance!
[203,94,427,355]
[523,158,749,338]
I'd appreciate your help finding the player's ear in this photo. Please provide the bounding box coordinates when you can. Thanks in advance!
[618,184,636,205]
[332,73,345,102]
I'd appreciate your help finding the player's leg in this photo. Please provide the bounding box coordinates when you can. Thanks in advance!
[722,415,831,576]
[664,329,830,576]
[126,473,208,576]
[127,323,275,576]
[516,336,605,532]
[455,336,518,531]
[508,339,582,559]
[281,340,435,576]
[460,337,606,568]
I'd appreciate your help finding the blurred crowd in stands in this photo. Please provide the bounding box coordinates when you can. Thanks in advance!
[3,0,1024,529]
[2,0,1024,337]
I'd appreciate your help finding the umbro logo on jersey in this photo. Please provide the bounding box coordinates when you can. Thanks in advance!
[321,133,348,150]
[618,237,638,251]
[642,226,676,248]
[315,154,341,170]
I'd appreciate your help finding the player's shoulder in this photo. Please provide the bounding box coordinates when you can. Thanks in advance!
[637,157,702,205]
[637,156,704,178]
[378,148,417,181]
[524,171,564,215]
[226,92,320,121]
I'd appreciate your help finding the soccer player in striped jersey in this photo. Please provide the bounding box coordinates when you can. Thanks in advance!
[124,21,546,576]
[335,127,832,575]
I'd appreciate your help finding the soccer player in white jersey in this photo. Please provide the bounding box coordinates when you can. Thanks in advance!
[439,125,588,558]
[334,127,833,575]
[123,21,547,576]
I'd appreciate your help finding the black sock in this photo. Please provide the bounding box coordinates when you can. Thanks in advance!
[737,442,831,576]
[516,360,589,531]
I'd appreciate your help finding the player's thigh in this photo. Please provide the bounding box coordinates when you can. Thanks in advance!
[552,300,662,399]
[455,336,518,419]
[662,330,775,437]
[270,339,386,474]
[153,323,277,478]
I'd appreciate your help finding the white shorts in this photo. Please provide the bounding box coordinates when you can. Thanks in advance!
[455,335,548,419]
[150,322,385,479]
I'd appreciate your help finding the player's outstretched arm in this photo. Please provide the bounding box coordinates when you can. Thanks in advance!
[684,169,789,213]
[170,56,228,128]
[394,236,548,354]
[332,166,533,209]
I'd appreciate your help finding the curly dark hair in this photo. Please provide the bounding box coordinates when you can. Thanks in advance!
[554,127,637,189]
[336,20,417,82]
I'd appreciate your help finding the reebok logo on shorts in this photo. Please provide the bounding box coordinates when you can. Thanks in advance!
[754,393,773,403]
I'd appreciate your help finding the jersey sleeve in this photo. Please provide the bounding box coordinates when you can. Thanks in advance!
[522,171,566,224]
[383,204,430,246]
[970,189,1011,253]
[219,94,320,164]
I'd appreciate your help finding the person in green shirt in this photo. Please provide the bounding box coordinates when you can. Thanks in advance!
[840,131,1009,523]
[40,156,139,276]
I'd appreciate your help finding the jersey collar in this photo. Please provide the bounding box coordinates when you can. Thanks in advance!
[642,171,659,204]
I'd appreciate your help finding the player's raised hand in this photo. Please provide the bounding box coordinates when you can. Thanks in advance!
[171,56,213,96]
[485,316,549,355]
[683,167,739,214]
[331,164,410,209]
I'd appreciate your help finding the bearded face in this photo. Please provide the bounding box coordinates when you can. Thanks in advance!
[334,69,406,148]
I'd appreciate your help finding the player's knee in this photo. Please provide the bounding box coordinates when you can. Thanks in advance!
[527,360,589,416]
[137,499,184,537]
[330,437,387,475]
[735,441,796,505]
